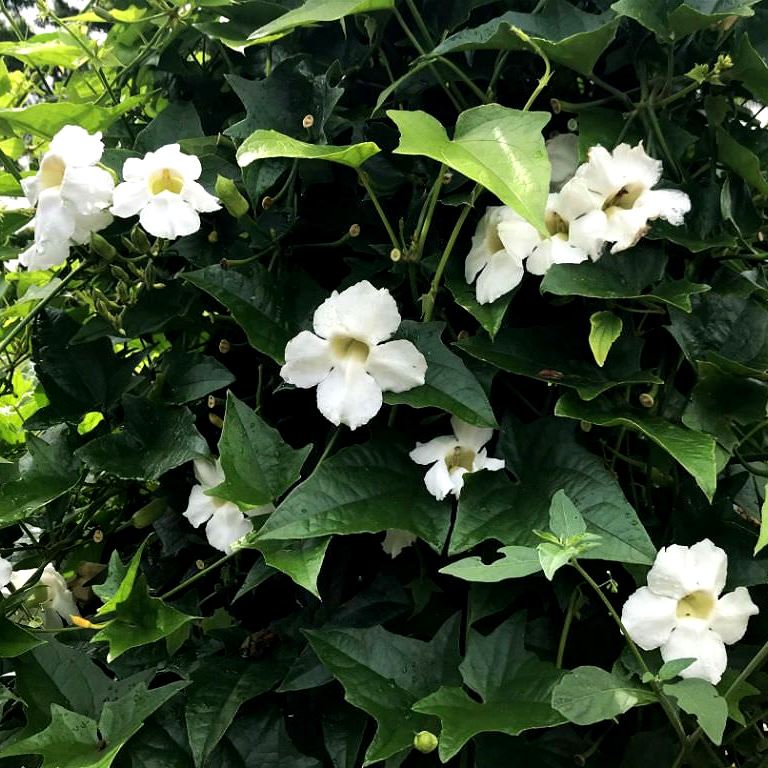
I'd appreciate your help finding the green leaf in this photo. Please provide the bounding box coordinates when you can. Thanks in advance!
[254,436,451,552]
[247,537,330,598]
[457,325,660,401]
[0,426,81,528]
[185,659,286,767]
[232,558,276,602]
[211,392,311,507]
[536,541,575,581]
[450,418,656,565]
[440,545,542,582]
[237,130,380,169]
[388,105,550,229]
[0,33,86,67]
[664,678,728,745]
[755,481,768,555]
[429,0,619,76]
[247,0,395,44]
[716,128,768,194]
[383,321,496,427]
[589,311,623,368]
[548,490,586,539]
[413,614,564,761]
[555,392,718,501]
[552,666,656,725]
[0,616,44,657]
[96,538,150,616]
[658,659,696,680]
[305,616,461,763]
[76,397,208,482]
[184,263,323,364]
[92,576,194,661]
[732,16,768,103]
[162,351,235,405]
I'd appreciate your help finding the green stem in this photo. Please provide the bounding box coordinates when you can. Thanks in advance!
[160,551,238,600]
[571,559,687,744]
[522,38,552,112]
[486,51,510,100]
[556,586,580,669]
[0,263,85,358]
[413,163,446,260]
[435,56,488,103]
[403,0,435,49]
[358,171,401,250]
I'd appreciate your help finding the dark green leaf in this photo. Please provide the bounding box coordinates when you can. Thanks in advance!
[0,617,44,657]
[162,351,235,405]
[664,678,728,745]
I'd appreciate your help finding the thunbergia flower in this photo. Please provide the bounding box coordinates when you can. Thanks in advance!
[562,142,691,254]
[183,458,271,553]
[410,417,504,501]
[621,539,759,684]
[280,280,428,430]
[2,563,79,627]
[19,125,114,270]
[111,143,220,239]
[546,132,580,191]
[0,557,11,589]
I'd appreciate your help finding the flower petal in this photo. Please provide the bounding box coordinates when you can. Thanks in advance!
[448,466,469,497]
[423,459,455,501]
[50,126,104,167]
[40,564,79,626]
[382,529,417,558]
[554,178,603,222]
[527,236,587,276]
[183,484,215,527]
[150,143,202,180]
[205,503,252,553]
[711,587,759,645]
[475,248,524,304]
[604,207,652,253]
[451,417,492,452]
[280,331,333,388]
[182,181,221,213]
[60,166,114,213]
[366,339,427,393]
[410,435,458,465]
[474,450,504,473]
[568,209,608,261]
[70,209,112,244]
[647,539,727,599]
[636,189,691,226]
[193,457,224,489]
[139,193,201,239]
[620,586,678,650]
[111,180,150,218]
[661,626,728,685]
[316,362,383,430]
[313,280,401,345]
[0,557,12,589]
[546,132,580,190]
[611,142,663,191]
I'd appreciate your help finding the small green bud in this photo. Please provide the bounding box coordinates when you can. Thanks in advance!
[413,731,438,754]
[130,497,168,529]
[215,175,249,218]
[131,225,151,253]
[90,233,116,261]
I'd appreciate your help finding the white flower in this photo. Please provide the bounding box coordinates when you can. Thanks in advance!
[546,132,580,191]
[183,458,271,553]
[111,143,220,239]
[382,530,417,558]
[744,100,768,128]
[621,539,759,685]
[19,125,114,270]
[410,417,504,501]
[562,142,691,254]
[280,280,428,430]
[3,563,79,628]
[0,557,12,588]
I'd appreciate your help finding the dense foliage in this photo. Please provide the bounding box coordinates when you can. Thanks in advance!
[2,0,768,765]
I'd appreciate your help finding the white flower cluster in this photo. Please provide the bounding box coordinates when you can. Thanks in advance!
[17,125,220,271]
[466,139,692,304]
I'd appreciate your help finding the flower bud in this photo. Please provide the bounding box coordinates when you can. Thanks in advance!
[302,114,315,129]
[348,223,361,238]
[262,195,274,210]
[131,225,151,253]
[413,731,438,754]
[550,98,562,114]
[639,392,655,408]
[196,559,206,570]
[390,248,402,262]
[208,230,219,243]
[209,413,224,429]
[218,339,231,354]
[442,170,453,184]
[130,497,167,529]
[579,420,592,433]
[215,175,249,218]
[90,233,116,261]
[93,529,104,543]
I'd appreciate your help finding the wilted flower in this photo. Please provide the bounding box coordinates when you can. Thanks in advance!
[19,125,114,270]
[562,142,691,254]
[3,563,79,628]
[111,143,220,239]
[280,280,428,430]
[381,529,417,558]
[621,539,758,684]
[183,458,271,553]
[546,132,580,191]
[410,417,504,501]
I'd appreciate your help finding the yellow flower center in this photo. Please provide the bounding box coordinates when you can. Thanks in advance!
[604,183,644,211]
[149,167,185,195]
[545,209,569,237]
[445,446,475,472]
[330,336,370,364]
[676,590,715,620]
[38,155,66,191]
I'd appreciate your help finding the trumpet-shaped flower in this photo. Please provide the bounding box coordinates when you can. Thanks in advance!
[183,458,271,553]
[562,142,691,254]
[111,143,220,239]
[280,280,427,430]
[410,417,504,501]
[621,539,759,684]
[3,563,79,627]
[19,125,114,270]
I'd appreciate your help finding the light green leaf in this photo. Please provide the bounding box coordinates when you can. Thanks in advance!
[428,0,619,76]
[95,538,150,616]
[413,614,564,761]
[254,437,451,552]
[450,418,656,565]
[537,541,574,581]
[211,392,311,507]
[440,545,542,583]
[0,34,86,68]
[548,490,587,539]
[552,666,656,725]
[555,391,719,501]
[589,311,623,368]
[384,321,496,427]
[247,0,395,44]
[305,617,461,764]
[388,105,550,229]
[658,659,696,680]
[755,481,768,555]
[237,129,380,169]
[664,678,728,745]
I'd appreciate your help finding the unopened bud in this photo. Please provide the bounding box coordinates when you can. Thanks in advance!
[715,53,733,71]
[71,615,108,629]
[579,420,592,433]
[207,395,217,408]
[639,392,655,408]
[131,225,151,253]
[218,339,231,354]
[390,247,402,262]
[302,114,315,129]
[413,731,438,754]
[209,413,224,429]
[457,330,470,341]
[196,559,206,570]
[348,223,361,238]
[262,195,274,210]
[215,175,249,218]
[130,497,167,528]
[93,529,104,543]
[90,233,116,261]
[442,170,453,184]
[208,230,219,243]
[550,98,562,114]
[110,265,131,283]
